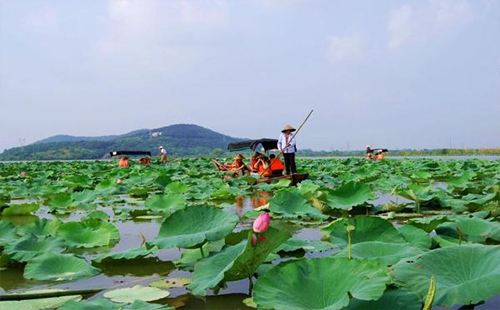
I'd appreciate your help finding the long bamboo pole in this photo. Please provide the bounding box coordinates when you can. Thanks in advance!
[259,110,313,177]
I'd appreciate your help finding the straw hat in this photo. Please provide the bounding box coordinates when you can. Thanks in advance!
[366,145,371,149]
[159,146,164,149]
[234,154,245,160]
[281,124,296,133]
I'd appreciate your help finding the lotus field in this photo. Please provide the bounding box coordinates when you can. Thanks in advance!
[0,158,500,310]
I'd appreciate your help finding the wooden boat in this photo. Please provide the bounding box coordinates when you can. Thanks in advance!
[256,173,309,186]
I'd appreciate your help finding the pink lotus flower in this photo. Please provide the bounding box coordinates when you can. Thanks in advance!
[20,171,27,177]
[116,178,122,184]
[253,212,270,233]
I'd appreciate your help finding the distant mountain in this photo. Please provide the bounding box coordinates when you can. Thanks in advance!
[0,124,243,160]
[34,129,149,144]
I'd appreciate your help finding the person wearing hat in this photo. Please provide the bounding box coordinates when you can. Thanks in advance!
[278,124,297,175]
[159,146,167,163]
[365,145,373,160]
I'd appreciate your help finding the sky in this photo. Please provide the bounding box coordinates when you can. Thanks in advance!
[0,0,499,152]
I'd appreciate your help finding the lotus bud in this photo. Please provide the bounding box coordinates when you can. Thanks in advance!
[20,171,27,177]
[251,234,258,247]
[116,178,122,184]
[253,212,270,233]
[258,234,267,242]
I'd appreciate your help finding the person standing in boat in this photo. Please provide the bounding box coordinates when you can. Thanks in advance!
[159,145,167,163]
[278,125,297,175]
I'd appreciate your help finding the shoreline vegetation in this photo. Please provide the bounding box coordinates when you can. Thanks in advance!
[0,148,498,162]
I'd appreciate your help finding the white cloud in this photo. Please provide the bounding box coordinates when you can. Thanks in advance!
[251,0,306,10]
[388,5,422,50]
[325,34,364,63]
[93,0,228,74]
[23,5,58,34]
[388,0,475,50]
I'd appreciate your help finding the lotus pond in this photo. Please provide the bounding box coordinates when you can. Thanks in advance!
[0,158,499,310]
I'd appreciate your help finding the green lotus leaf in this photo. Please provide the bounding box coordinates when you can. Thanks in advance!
[165,181,188,194]
[391,244,500,307]
[455,216,500,242]
[335,241,424,266]
[253,258,390,310]
[93,246,158,263]
[57,222,112,248]
[151,205,238,249]
[4,235,65,262]
[82,219,120,241]
[48,193,73,209]
[18,218,61,237]
[82,210,109,221]
[1,202,39,216]
[296,181,321,199]
[174,239,226,270]
[60,297,173,310]
[0,221,16,245]
[269,188,327,220]
[322,216,405,249]
[24,253,100,281]
[342,288,421,310]
[408,215,450,232]
[275,238,334,253]
[144,195,186,213]
[71,190,96,205]
[0,294,82,310]
[103,285,169,303]
[188,227,290,296]
[149,277,191,289]
[397,225,432,250]
[326,182,376,210]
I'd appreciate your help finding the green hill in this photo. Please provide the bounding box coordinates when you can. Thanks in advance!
[0,124,243,161]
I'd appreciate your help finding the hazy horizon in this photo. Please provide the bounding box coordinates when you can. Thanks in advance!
[1,0,499,152]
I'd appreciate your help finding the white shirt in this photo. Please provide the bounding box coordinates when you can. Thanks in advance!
[160,148,167,155]
[278,133,296,154]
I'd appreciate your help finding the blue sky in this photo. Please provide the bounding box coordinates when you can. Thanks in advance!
[0,0,499,152]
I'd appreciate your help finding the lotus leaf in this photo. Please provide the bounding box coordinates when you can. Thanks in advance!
[1,202,39,216]
[0,294,82,310]
[322,216,405,248]
[275,238,334,253]
[397,225,432,250]
[149,277,191,288]
[165,181,188,194]
[151,205,238,249]
[57,222,112,248]
[326,182,376,210]
[103,285,169,303]
[253,258,389,310]
[0,221,16,245]
[18,218,61,237]
[60,297,173,310]
[4,235,65,262]
[335,241,424,265]
[24,253,100,281]
[343,288,421,310]
[391,244,500,307]
[93,246,158,263]
[48,193,73,209]
[144,195,186,213]
[188,227,290,296]
[269,189,327,220]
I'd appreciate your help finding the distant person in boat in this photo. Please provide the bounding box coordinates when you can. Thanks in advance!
[374,150,385,160]
[139,157,151,165]
[278,124,297,175]
[249,152,265,173]
[254,154,271,177]
[269,154,284,176]
[118,156,129,168]
[159,146,167,163]
[366,145,374,160]
[213,154,249,176]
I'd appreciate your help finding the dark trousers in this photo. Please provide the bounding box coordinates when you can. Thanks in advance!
[283,153,297,175]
